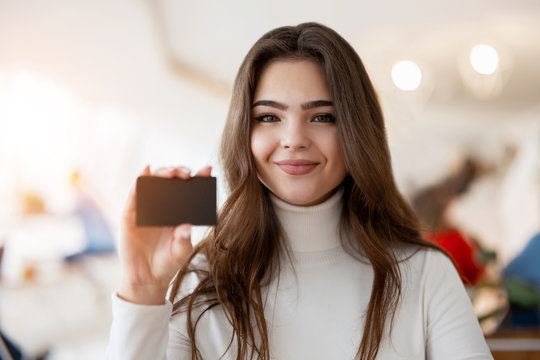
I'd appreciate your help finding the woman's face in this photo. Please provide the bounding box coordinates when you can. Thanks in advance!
[250,59,347,206]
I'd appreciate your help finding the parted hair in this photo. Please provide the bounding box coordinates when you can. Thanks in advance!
[169,22,441,360]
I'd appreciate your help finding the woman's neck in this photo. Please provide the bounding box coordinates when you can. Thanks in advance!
[270,188,344,253]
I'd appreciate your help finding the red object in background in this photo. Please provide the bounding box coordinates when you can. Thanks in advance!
[428,229,485,285]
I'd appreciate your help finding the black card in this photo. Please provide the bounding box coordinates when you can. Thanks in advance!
[136,176,217,226]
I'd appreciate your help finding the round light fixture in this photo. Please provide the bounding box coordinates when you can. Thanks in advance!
[391,60,422,91]
[470,44,499,75]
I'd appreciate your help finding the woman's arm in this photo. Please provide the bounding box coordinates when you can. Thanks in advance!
[107,295,172,360]
[107,165,212,359]
[424,250,493,360]
[107,294,196,360]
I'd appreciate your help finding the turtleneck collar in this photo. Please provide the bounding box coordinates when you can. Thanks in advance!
[270,188,344,253]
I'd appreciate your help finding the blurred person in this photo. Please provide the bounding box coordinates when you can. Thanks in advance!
[107,23,492,359]
[411,157,488,286]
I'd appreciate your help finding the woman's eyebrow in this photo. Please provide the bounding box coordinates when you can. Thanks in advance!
[252,99,333,110]
[252,100,287,110]
[301,100,333,110]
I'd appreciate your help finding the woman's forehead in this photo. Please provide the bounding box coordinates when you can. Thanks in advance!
[253,59,332,106]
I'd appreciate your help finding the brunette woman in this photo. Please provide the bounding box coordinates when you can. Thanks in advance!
[108,22,492,360]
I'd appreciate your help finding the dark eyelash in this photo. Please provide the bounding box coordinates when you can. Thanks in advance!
[254,114,279,122]
[312,114,336,123]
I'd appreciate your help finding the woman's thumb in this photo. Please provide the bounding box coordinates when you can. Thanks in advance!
[172,224,193,263]
[174,224,192,243]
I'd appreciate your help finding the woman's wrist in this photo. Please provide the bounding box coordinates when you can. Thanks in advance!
[117,282,169,305]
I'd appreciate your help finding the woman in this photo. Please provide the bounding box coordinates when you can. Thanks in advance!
[108,22,492,359]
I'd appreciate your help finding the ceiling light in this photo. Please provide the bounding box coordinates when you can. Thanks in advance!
[392,60,422,91]
[470,45,499,75]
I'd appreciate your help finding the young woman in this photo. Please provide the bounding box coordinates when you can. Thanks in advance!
[108,22,492,359]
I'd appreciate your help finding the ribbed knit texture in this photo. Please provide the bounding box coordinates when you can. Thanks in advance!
[270,188,343,253]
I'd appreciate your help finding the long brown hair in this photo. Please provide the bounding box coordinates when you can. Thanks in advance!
[169,22,441,360]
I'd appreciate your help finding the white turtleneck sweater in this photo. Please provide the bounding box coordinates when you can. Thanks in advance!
[107,190,492,359]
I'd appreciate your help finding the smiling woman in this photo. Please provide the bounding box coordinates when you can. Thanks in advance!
[250,59,347,206]
[107,22,493,360]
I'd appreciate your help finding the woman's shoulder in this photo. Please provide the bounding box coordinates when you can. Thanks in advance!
[395,245,456,279]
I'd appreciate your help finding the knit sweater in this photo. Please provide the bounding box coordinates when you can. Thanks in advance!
[107,189,492,359]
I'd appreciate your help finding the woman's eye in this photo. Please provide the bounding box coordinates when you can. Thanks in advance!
[255,114,279,123]
[312,114,336,123]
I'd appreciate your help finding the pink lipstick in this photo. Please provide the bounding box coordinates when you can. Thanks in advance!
[275,159,319,175]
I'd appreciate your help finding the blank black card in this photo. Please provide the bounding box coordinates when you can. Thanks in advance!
[136,176,217,226]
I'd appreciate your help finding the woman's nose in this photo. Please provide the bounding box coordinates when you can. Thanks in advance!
[280,121,310,150]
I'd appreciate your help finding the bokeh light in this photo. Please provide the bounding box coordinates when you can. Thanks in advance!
[391,60,422,91]
[470,44,499,75]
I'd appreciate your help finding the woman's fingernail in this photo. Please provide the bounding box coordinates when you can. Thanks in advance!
[181,229,191,239]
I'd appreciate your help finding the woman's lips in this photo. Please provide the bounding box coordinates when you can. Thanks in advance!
[274,160,319,175]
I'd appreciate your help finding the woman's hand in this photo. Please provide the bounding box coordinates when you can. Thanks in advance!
[117,165,212,305]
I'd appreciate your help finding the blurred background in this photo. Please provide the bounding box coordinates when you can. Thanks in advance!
[1,0,539,358]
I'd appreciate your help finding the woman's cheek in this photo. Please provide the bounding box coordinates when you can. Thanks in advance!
[250,129,274,162]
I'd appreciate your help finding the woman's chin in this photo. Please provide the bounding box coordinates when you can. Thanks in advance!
[274,190,332,207]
